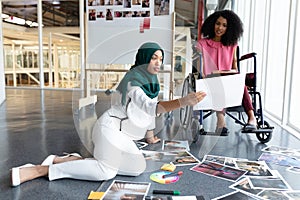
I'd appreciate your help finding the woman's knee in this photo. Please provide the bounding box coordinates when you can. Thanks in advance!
[97,165,118,180]
[94,161,119,180]
[117,169,144,177]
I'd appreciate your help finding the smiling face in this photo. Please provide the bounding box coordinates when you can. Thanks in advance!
[214,16,228,41]
[147,50,163,75]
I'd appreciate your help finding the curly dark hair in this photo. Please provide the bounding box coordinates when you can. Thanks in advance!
[201,10,243,46]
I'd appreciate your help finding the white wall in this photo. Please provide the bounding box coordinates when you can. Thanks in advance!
[86,0,175,65]
[0,1,6,105]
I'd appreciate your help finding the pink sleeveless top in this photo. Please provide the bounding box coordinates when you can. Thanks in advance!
[197,39,237,75]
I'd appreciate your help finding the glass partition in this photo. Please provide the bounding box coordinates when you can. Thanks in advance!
[4,44,80,88]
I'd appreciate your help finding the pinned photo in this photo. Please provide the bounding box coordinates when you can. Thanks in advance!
[190,161,247,182]
[154,0,170,16]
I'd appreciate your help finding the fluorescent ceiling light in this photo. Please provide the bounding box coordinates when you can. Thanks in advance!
[2,13,9,19]
[52,0,60,5]
[4,16,25,25]
[2,13,40,27]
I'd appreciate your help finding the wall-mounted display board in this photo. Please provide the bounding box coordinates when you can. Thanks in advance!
[86,0,174,65]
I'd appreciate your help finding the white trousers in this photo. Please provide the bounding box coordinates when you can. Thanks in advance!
[48,111,146,181]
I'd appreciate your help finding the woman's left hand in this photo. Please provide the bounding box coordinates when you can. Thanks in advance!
[146,136,161,144]
[145,130,161,144]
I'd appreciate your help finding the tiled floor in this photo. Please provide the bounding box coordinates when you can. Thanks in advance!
[0,88,299,200]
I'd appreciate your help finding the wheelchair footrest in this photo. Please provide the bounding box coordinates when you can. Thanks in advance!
[241,128,273,134]
[199,131,229,136]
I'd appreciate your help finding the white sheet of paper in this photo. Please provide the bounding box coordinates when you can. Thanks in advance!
[194,73,245,111]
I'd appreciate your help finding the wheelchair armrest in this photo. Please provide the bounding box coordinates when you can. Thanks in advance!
[240,52,257,61]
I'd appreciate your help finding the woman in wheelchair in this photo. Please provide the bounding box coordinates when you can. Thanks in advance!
[196,10,257,134]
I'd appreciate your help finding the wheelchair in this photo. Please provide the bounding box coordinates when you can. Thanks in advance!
[179,50,274,144]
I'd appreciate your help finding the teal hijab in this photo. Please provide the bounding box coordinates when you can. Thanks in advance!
[116,42,164,105]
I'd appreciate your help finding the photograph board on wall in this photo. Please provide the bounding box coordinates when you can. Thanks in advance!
[86,0,174,65]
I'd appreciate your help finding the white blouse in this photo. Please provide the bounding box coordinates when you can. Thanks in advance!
[107,86,158,140]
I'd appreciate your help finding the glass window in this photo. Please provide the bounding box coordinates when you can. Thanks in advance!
[288,1,300,129]
[251,0,267,90]
[264,0,290,119]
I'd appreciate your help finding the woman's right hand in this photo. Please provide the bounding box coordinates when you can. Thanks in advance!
[179,91,206,107]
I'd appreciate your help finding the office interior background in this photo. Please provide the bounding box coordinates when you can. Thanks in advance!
[0,0,299,143]
[0,0,300,199]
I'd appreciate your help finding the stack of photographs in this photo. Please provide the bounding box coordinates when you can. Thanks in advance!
[261,145,300,160]
[141,140,200,172]
[142,150,200,166]
[192,154,297,200]
[259,145,300,174]
[228,173,293,199]
[141,139,200,166]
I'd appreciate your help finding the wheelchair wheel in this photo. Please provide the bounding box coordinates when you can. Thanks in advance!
[256,120,272,143]
[179,76,193,127]
[190,117,200,143]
